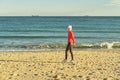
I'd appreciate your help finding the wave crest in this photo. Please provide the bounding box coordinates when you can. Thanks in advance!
[0,42,120,51]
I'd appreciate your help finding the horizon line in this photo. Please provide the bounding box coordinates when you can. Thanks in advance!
[0,15,120,17]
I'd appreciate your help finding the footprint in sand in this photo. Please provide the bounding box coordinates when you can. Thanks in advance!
[103,78,107,80]
[17,74,20,76]
[86,76,90,80]
[34,74,38,76]
[9,77,12,79]
[78,75,82,78]
[88,72,93,75]
[10,74,13,76]
[24,73,27,75]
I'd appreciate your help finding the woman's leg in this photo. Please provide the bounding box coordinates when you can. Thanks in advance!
[65,43,70,60]
[70,43,74,60]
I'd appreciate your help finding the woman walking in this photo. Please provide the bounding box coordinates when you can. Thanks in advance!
[63,25,76,64]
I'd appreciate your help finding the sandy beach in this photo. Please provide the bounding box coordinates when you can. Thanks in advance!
[0,50,120,80]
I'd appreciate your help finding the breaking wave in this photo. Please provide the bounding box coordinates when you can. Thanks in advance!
[0,41,120,51]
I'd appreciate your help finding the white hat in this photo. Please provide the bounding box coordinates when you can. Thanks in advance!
[68,25,72,30]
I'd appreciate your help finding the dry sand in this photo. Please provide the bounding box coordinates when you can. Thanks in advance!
[0,50,120,80]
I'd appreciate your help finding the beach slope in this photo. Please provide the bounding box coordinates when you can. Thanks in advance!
[0,50,120,80]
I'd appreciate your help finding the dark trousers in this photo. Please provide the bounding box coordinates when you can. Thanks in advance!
[65,42,74,60]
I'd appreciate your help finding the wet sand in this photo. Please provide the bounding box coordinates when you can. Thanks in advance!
[0,50,120,80]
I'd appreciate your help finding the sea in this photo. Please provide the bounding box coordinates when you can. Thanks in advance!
[0,16,120,51]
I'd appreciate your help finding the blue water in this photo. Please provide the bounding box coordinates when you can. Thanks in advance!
[0,16,120,51]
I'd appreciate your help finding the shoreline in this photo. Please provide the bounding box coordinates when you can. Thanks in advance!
[0,48,120,52]
[0,41,120,51]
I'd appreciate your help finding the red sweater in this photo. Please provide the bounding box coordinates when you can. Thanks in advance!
[68,30,75,43]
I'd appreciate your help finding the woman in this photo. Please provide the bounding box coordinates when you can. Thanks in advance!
[63,25,76,64]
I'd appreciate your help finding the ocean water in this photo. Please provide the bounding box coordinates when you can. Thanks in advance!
[0,16,120,51]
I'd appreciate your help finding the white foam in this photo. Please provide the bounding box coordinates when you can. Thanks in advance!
[100,42,120,49]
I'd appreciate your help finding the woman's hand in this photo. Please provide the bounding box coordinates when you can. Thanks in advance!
[73,43,76,48]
